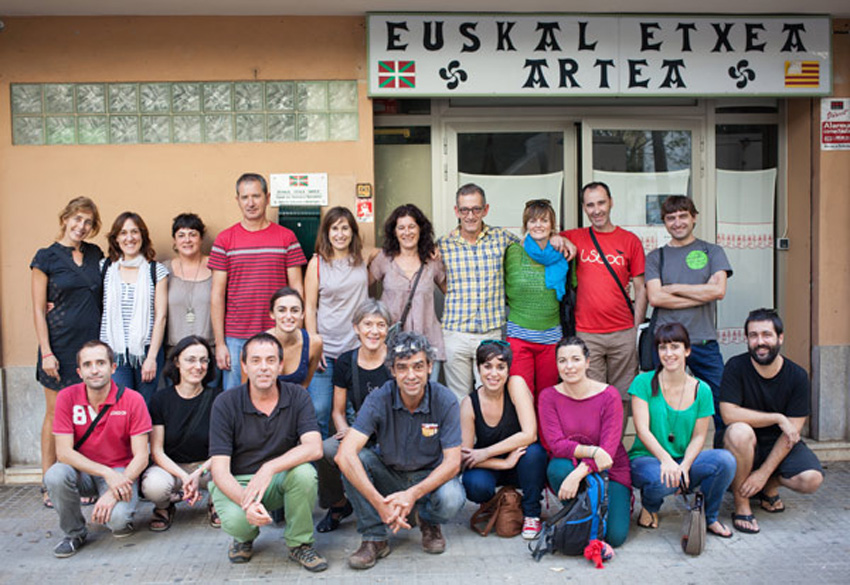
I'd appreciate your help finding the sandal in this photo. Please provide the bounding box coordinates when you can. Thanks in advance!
[636,507,658,529]
[757,491,785,513]
[40,485,54,509]
[149,504,175,532]
[731,513,760,534]
[316,500,353,533]
[208,501,221,529]
[707,521,733,538]
[80,495,97,506]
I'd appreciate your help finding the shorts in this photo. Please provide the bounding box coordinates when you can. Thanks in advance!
[754,439,823,479]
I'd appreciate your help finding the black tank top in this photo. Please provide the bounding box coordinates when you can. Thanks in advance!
[470,388,522,449]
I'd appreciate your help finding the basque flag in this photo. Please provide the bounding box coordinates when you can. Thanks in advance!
[378,61,416,89]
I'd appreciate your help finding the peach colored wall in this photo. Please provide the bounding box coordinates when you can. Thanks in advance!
[0,16,373,367]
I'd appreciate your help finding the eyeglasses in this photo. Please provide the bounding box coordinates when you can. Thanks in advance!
[525,199,552,209]
[480,339,510,348]
[457,206,485,216]
[182,357,210,366]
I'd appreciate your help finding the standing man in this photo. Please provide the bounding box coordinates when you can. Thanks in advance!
[336,332,465,570]
[438,183,574,399]
[208,333,326,570]
[210,173,307,390]
[561,182,647,397]
[44,340,151,558]
[720,309,823,534]
[646,195,732,430]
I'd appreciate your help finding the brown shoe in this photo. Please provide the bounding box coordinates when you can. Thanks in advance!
[348,540,390,570]
[420,519,446,554]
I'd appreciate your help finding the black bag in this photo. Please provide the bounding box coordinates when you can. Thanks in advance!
[638,247,664,371]
[530,473,608,559]
[559,258,578,338]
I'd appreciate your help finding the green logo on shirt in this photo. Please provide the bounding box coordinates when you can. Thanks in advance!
[686,250,708,270]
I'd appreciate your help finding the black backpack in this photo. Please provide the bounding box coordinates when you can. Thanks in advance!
[530,473,608,559]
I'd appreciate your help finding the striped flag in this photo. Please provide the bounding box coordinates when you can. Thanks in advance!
[784,61,820,88]
[378,61,416,89]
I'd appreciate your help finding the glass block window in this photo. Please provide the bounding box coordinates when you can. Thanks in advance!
[10,80,359,146]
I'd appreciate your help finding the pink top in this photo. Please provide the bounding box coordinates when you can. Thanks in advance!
[538,384,631,489]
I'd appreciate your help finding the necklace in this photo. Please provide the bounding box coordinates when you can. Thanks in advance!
[662,373,688,443]
[178,257,202,325]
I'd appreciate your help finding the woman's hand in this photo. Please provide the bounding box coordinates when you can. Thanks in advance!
[141,356,157,383]
[503,447,526,468]
[558,471,583,501]
[333,427,350,441]
[42,354,61,381]
[592,447,613,471]
[660,458,681,489]
[182,470,202,506]
[461,447,490,469]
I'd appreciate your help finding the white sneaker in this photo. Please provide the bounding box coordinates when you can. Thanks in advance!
[521,516,541,540]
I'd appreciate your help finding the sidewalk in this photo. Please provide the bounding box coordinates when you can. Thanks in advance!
[1,461,848,584]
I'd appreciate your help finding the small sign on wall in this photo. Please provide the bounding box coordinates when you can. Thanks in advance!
[822,98,850,151]
[270,173,328,206]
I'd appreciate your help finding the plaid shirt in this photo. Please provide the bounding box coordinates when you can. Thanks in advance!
[438,225,519,333]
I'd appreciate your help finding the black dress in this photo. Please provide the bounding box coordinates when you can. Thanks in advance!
[30,241,103,390]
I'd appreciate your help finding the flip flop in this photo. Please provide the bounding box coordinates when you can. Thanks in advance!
[40,485,54,509]
[732,513,760,534]
[636,508,659,529]
[757,491,785,513]
[707,521,733,538]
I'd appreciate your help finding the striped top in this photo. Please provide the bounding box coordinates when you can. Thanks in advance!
[438,225,518,333]
[208,222,306,339]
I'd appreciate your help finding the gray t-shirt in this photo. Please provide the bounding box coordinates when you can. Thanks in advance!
[353,380,461,472]
[645,239,732,342]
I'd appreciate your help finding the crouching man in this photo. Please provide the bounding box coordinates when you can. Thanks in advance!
[45,340,151,558]
[209,333,327,571]
[336,331,465,570]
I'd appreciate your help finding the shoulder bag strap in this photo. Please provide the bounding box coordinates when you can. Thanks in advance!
[588,228,634,317]
[398,263,426,331]
[74,386,125,451]
[349,349,363,409]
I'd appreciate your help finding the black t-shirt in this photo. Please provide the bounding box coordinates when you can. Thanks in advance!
[332,349,391,414]
[719,354,810,444]
[208,381,319,475]
[149,386,221,463]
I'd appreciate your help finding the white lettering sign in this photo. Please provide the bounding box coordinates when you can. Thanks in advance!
[270,173,329,206]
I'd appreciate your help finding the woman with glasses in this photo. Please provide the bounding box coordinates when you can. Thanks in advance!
[504,199,569,398]
[461,340,547,540]
[141,336,222,531]
[629,322,735,537]
[370,204,446,378]
[538,336,631,548]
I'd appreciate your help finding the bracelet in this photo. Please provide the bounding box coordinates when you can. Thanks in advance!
[591,447,599,458]
[43,352,54,359]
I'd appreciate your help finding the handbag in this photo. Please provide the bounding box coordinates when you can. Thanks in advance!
[638,247,664,371]
[386,262,425,344]
[680,476,706,556]
[470,486,523,538]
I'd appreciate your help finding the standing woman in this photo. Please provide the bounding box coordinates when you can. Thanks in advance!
[100,211,168,404]
[538,336,631,548]
[370,204,446,379]
[31,197,103,507]
[141,336,222,531]
[504,199,568,398]
[304,207,369,438]
[267,287,323,387]
[629,322,735,537]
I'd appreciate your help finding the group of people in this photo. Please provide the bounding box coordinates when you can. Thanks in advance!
[31,174,824,570]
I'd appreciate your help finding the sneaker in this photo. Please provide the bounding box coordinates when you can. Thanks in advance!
[289,544,328,572]
[419,519,446,554]
[348,540,390,570]
[53,534,86,558]
[522,517,542,540]
[228,539,254,564]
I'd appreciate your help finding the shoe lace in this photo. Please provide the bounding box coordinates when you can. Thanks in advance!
[294,545,319,562]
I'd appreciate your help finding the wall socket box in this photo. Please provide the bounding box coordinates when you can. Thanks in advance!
[776,238,790,250]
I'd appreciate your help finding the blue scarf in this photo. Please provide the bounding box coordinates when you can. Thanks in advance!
[523,234,570,301]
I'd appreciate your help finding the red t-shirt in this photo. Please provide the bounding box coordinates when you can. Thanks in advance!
[208,222,307,339]
[53,381,152,469]
[562,227,645,333]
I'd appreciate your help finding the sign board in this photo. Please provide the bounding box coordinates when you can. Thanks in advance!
[270,173,328,206]
[822,98,850,151]
[368,14,832,97]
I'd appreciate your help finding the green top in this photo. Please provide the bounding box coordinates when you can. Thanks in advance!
[503,242,560,331]
[628,371,715,460]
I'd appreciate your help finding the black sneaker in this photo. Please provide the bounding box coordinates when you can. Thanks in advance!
[289,544,328,572]
[53,534,86,558]
[228,539,254,563]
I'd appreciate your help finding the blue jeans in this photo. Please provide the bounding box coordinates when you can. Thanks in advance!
[654,340,725,433]
[342,447,466,541]
[112,346,164,405]
[463,442,547,517]
[630,449,736,524]
[307,357,335,439]
[222,336,247,391]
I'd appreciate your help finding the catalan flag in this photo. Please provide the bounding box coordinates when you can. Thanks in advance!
[784,61,820,88]
[378,61,416,89]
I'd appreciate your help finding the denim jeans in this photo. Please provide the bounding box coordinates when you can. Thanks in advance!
[462,442,547,517]
[630,449,736,524]
[44,463,138,539]
[306,357,335,439]
[112,345,164,405]
[222,336,247,391]
[342,447,466,541]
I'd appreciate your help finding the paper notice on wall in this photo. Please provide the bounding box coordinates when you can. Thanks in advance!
[270,173,328,206]
[822,98,850,150]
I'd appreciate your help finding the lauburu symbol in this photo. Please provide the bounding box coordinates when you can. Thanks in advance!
[728,60,756,89]
[439,60,468,90]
